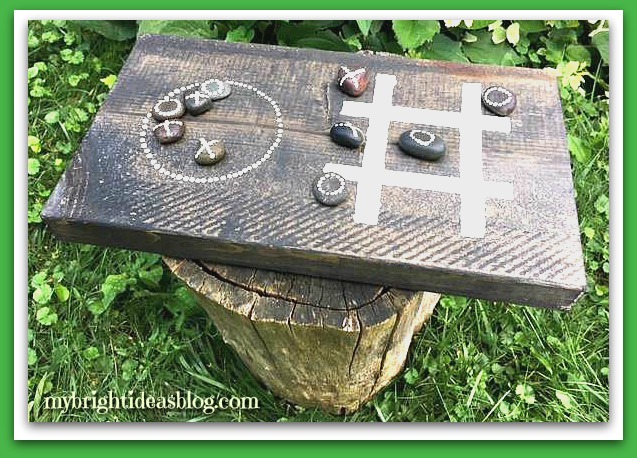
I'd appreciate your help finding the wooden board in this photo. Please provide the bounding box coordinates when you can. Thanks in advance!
[42,34,586,309]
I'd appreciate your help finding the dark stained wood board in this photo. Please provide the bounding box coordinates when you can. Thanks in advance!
[42,34,586,310]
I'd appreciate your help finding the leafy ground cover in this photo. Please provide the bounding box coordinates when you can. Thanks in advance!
[27,19,609,422]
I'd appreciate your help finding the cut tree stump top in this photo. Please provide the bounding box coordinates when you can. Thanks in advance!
[43,34,586,309]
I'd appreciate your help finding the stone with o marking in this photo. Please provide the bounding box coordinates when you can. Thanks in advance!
[200,79,232,101]
[152,120,185,144]
[330,122,366,149]
[398,129,446,161]
[337,66,369,97]
[312,172,349,206]
[193,138,226,166]
[482,86,516,116]
[183,88,213,116]
[152,98,185,121]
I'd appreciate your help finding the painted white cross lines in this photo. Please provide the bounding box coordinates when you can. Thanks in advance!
[337,66,369,97]
[152,120,185,144]
[185,90,206,104]
[323,73,515,239]
[330,122,366,148]
[193,138,226,166]
[184,89,213,115]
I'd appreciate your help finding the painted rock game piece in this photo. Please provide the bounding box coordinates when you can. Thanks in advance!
[337,66,369,97]
[200,78,232,101]
[152,120,185,144]
[398,129,446,161]
[184,89,213,116]
[482,86,516,116]
[194,138,226,165]
[330,122,366,149]
[151,98,185,121]
[312,172,349,206]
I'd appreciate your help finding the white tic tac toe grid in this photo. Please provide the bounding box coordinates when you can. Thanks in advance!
[324,74,516,239]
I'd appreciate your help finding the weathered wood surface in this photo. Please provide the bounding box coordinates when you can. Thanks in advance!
[164,257,439,413]
[43,34,586,309]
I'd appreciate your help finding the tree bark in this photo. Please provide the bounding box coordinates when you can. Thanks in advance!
[165,257,439,414]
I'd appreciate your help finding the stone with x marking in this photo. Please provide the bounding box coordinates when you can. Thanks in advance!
[152,120,184,144]
[184,89,213,116]
[194,138,226,166]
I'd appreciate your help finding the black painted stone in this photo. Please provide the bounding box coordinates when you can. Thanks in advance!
[482,86,516,116]
[312,172,349,206]
[337,66,369,97]
[398,130,446,161]
[200,79,232,101]
[183,89,213,116]
[194,138,226,165]
[152,98,185,121]
[152,120,185,144]
[330,122,365,149]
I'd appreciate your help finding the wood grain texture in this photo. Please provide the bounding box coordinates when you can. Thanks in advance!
[165,257,439,413]
[43,34,586,309]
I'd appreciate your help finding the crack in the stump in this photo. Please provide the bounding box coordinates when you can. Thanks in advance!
[196,260,389,311]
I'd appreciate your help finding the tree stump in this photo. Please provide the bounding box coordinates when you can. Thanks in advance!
[164,257,440,414]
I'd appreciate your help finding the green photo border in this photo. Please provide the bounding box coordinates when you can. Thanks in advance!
[6,0,629,452]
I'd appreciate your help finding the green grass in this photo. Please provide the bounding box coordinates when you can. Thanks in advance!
[27,20,609,422]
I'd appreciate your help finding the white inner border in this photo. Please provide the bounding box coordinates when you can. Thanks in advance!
[15,10,622,441]
[142,80,284,183]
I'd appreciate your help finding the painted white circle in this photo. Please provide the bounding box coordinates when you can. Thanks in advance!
[409,130,435,147]
[484,86,513,108]
[317,172,346,197]
[200,79,229,98]
[140,80,284,183]
[153,99,183,118]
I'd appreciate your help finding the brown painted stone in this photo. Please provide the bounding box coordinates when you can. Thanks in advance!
[337,66,369,97]
[152,120,185,144]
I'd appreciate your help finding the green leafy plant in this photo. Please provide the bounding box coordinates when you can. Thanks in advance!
[73,20,138,41]
[392,20,440,51]
[137,20,214,39]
